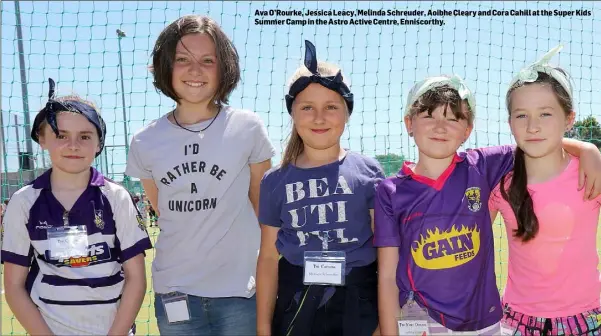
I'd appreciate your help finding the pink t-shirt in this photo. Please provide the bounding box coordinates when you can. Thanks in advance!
[489,156,601,318]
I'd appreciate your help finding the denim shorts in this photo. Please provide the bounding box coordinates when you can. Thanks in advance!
[154,292,256,336]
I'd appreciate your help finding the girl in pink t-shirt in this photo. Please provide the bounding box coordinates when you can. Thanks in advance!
[489,45,601,336]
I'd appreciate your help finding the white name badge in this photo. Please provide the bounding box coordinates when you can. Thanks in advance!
[398,320,429,336]
[46,225,89,260]
[162,293,191,324]
[303,251,346,286]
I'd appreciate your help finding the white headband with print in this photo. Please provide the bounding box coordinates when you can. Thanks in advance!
[405,74,476,117]
[508,44,573,99]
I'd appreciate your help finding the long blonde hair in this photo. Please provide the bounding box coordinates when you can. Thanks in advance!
[281,61,350,167]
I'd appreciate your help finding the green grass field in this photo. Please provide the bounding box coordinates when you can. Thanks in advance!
[2,218,601,335]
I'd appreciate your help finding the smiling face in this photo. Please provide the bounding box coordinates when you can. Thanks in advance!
[508,83,574,159]
[291,83,348,151]
[171,33,220,108]
[38,112,100,174]
[405,102,472,159]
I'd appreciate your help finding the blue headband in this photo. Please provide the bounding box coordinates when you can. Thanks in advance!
[31,78,106,157]
[285,40,354,114]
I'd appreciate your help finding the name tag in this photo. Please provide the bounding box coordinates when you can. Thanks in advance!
[303,251,346,286]
[162,293,191,324]
[398,320,429,335]
[47,226,89,260]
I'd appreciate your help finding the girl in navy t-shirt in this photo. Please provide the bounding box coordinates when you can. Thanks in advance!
[256,40,385,336]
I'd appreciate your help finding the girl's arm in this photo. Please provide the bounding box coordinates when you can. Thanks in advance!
[477,140,601,200]
[249,160,272,218]
[108,188,153,335]
[140,179,160,217]
[369,209,381,336]
[256,224,280,336]
[4,263,54,336]
[561,139,601,199]
[108,254,147,335]
[378,247,401,336]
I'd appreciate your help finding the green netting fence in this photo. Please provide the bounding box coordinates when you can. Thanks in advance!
[1,1,600,335]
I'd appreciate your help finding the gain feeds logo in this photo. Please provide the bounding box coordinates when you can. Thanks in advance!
[411,225,480,270]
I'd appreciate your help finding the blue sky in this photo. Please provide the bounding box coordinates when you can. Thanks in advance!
[2,1,600,181]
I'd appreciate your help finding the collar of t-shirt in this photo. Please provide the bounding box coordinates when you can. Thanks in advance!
[32,167,106,190]
[398,153,466,191]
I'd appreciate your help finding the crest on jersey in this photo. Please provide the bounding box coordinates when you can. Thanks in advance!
[465,187,481,212]
[94,210,105,229]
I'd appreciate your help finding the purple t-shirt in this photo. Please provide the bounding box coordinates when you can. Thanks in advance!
[374,146,514,331]
[259,151,385,268]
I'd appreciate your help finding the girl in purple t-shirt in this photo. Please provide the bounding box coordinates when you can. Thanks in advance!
[374,74,601,335]
[256,40,384,336]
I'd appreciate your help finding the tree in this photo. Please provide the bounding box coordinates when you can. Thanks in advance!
[375,153,406,177]
[566,115,601,149]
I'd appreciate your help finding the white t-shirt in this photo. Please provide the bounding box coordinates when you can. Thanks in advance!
[1,168,152,335]
[125,106,275,297]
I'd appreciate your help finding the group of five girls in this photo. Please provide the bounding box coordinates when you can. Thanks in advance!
[3,14,601,336]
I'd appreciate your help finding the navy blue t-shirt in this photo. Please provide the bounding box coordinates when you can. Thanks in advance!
[259,151,385,268]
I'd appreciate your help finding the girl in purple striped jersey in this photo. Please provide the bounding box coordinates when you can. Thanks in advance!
[2,80,152,336]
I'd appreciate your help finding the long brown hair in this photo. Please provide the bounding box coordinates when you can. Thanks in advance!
[281,61,350,167]
[501,70,573,242]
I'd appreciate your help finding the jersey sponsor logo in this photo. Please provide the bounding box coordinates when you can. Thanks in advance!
[411,224,480,269]
[45,242,111,268]
[465,187,481,212]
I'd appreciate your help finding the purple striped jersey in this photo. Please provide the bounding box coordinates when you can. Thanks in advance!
[1,168,153,335]
[373,146,514,332]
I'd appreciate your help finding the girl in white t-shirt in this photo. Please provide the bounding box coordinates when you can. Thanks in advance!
[125,15,275,336]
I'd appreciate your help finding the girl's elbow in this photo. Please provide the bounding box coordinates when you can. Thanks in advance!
[257,255,279,269]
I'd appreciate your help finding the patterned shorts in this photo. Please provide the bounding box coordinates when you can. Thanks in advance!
[501,305,601,336]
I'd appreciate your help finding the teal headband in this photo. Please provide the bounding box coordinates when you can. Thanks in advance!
[405,74,476,117]
[508,45,573,99]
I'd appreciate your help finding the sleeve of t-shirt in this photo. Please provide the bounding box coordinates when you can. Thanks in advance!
[373,179,401,247]
[258,173,281,227]
[366,162,386,209]
[473,145,515,189]
[1,192,33,267]
[113,188,153,262]
[125,134,153,180]
[249,114,276,164]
